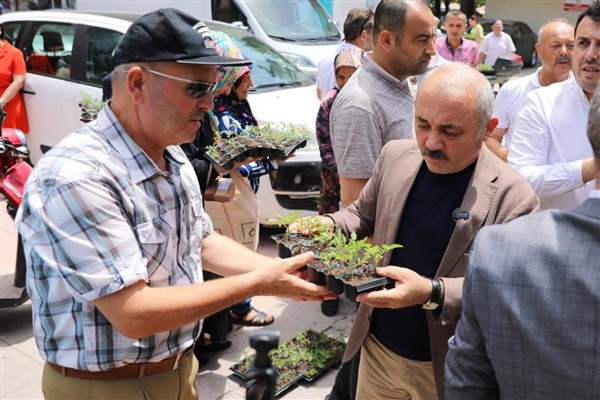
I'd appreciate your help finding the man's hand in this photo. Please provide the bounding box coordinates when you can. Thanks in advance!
[252,251,336,301]
[356,266,432,309]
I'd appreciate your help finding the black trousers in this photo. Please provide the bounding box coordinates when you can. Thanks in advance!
[330,352,360,400]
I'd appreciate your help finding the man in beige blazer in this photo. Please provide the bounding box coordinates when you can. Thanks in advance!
[301,63,539,399]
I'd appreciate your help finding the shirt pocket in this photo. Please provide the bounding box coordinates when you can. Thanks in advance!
[136,216,173,287]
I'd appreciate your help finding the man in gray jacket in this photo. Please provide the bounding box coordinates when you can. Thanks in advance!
[445,87,600,400]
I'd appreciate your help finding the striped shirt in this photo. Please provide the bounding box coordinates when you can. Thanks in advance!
[15,106,212,371]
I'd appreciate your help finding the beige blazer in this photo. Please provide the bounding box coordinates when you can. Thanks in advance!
[330,139,540,399]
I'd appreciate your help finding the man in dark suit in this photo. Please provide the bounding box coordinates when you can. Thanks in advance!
[445,87,600,399]
[297,62,539,399]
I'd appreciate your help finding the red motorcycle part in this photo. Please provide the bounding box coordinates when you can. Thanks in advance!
[0,161,32,209]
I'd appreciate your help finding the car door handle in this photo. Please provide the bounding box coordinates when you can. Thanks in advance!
[21,89,36,95]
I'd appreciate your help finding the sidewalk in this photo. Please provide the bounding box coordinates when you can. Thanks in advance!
[0,203,354,399]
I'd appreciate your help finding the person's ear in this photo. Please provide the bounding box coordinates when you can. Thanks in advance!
[481,117,499,141]
[379,30,395,53]
[127,66,147,104]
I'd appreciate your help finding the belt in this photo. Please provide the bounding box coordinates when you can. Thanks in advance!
[47,348,193,380]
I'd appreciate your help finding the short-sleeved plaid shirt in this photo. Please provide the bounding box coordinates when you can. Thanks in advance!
[15,106,213,371]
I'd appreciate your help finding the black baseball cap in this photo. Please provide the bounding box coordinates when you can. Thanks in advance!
[111,8,251,67]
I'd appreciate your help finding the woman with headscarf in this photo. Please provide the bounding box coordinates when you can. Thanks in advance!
[211,36,276,327]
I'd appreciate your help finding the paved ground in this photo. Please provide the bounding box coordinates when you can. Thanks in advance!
[0,202,354,400]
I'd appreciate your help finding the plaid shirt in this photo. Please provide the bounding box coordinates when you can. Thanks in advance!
[15,106,212,371]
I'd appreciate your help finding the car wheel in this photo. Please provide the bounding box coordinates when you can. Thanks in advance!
[527,49,538,67]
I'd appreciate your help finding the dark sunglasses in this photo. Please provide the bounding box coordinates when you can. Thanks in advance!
[142,68,217,98]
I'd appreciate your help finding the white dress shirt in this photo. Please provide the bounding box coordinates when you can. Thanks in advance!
[494,69,573,149]
[508,78,594,210]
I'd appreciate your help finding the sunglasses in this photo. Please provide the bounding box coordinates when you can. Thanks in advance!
[142,68,218,98]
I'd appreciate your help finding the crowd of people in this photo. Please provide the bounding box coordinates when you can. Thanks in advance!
[5,0,600,399]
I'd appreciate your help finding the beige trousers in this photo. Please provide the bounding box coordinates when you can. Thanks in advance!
[42,353,199,400]
[356,334,438,400]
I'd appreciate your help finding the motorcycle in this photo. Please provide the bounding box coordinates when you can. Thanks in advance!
[0,109,32,309]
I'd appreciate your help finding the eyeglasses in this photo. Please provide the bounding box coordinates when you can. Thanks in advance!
[142,68,217,98]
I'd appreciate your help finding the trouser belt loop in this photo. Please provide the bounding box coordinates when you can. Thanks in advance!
[138,364,146,378]
[172,352,183,371]
[61,366,66,377]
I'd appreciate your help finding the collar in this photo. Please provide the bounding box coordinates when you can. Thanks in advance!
[566,77,592,104]
[445,36,463,49]
[93,105,185,184]
[363,54,410,92]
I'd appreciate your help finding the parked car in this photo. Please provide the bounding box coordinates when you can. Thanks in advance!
[0,10,321,224]
[480,19,538,67]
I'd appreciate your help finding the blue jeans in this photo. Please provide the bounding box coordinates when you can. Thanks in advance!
[230,298,252,316]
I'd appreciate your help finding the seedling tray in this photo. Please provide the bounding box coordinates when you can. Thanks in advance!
[343,276,390,302]
[229,363,304,397]
[230,329,345,395]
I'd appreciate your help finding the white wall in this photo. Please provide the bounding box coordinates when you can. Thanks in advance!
[485,0,584,34]
[330,0,380,36]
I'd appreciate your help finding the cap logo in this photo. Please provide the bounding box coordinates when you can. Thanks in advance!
[193,21,215,49]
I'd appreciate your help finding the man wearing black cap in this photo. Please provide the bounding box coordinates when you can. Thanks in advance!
[15,9,332,400]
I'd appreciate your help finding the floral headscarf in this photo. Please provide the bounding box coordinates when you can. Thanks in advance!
[212,31,250,90]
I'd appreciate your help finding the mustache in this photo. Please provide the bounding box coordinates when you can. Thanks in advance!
[583,60,600,67]
[555,56,570,65]
[422,147,450,161]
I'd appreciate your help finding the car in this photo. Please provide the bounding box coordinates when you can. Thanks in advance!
[0,10,321,225]
[480,19,538,67]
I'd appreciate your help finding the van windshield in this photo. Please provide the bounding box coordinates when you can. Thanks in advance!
[245,0,341,42]
[215,23,313,90]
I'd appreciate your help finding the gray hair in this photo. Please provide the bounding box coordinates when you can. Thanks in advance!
[445,10,467,25]
[588,85,600,166]
[417,63,494,136]
[537,18,571,43]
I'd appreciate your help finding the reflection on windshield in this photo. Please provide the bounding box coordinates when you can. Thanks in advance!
[224,32,312,88]
[245,0,340,42]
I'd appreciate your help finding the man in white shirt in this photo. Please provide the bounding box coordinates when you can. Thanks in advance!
[315,8,374,100]
[479,19,516,65]
[508,5,600,210]
[487,19,574,161]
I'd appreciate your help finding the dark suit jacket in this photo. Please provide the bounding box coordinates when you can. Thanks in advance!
[330,139,540,399]
[446,197,600,399]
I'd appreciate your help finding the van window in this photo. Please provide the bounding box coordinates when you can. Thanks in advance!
[84,27,122,85]
[26,22,74,79]
[244,0,340,42]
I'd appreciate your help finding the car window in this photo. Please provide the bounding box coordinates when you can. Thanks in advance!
[25,22,74,79]
[510,24,521,40]
[214,24,312,89]
[84,27,122,85]
[1,21,24,45]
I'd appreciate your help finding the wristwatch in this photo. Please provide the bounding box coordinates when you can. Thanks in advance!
[422,278,442,310]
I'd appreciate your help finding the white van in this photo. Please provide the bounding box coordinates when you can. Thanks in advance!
[0,10,321,224]
[67,0,343,79]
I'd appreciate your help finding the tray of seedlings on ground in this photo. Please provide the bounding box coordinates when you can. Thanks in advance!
[204,123,310,171]
[230,329,345,396]
[230,346,303,397]
[269,214,402,301]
